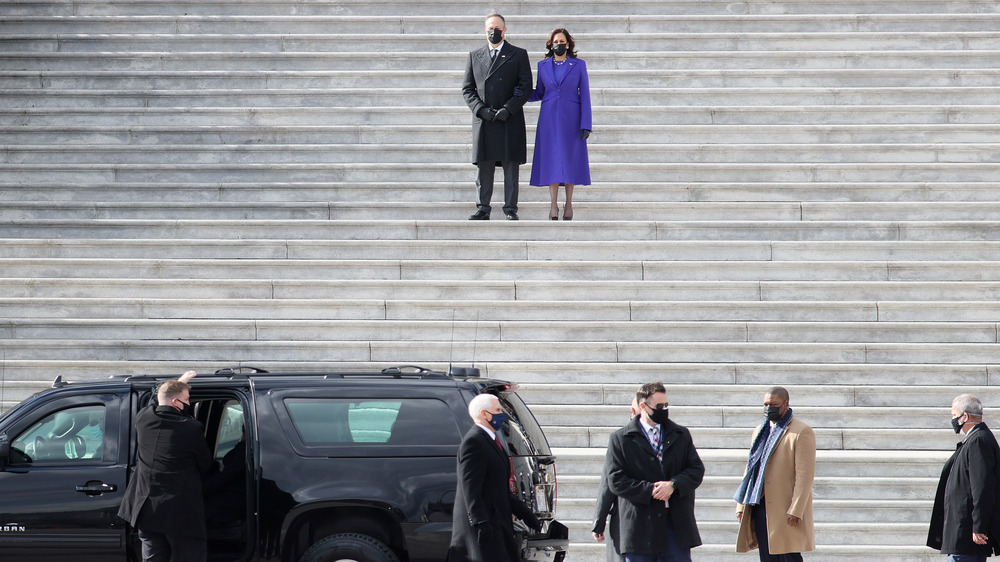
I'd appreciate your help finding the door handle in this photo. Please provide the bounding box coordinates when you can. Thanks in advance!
[75,481,117,495]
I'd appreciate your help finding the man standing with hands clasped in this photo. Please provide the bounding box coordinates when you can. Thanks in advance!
[462,13,532,221]
[607,382,705,562]
[448,393,541,562]
[928,394,1000,562]
[734,387,816,562]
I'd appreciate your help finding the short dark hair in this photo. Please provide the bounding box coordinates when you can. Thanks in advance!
[486,13,505,26]
[765,386,790,403]
[545,28,578,59]
[636,382,666,404]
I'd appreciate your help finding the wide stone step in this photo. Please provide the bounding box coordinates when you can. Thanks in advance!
[4,338,1000,365]
[8,32,1000,53]
[3,318,997,345]
[5,68,1000,90]
[521,384,1000,409]
[547,425,963,450]
[559,474,939,500]
[9,142,1000,165]
[559,497,932,523]
[4,14,1000,34]
[10,219,1000,244]
[560,518,927,546]
[3,0,997,17]
[552,448,952,478]
[2,181,997,204]
[9,162,1000,184]
[8,258,1000,282]
[8,89,1000,111]
[570,543,938,562]
[0,360,989,387]
[7,50,1000,72]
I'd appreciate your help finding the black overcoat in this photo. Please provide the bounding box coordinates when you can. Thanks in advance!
[607,417,704,554]
[928,422,1000,556]
[117,404,212,538]
[448,426,535,562]
[592,454,623,561]
[461,42,532,165]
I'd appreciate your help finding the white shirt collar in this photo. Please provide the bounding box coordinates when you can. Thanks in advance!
[639,416,657,434]
[489,41,505,54]
[476,422,496,440]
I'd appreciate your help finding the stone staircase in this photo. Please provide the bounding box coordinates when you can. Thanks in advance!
[3,0,1000,559]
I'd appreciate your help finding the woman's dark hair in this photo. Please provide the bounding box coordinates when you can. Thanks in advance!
[544,28,578,59]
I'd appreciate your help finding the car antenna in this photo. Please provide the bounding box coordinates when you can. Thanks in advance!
[0,349,5,415]
[449,308,457,374]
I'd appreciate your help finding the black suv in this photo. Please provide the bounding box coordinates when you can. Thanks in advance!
[0,366,568,562]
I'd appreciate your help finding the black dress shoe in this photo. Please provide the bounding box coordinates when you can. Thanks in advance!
[505,212,519,221]
[468,210,490,220]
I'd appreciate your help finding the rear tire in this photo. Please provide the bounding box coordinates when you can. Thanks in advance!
[299,532,400,562]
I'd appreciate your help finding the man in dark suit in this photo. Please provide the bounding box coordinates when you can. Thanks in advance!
[462,13,532,221]
[608,382,704,562]
[593,398,639,562]
[118,371,212,562]
[448,393,541,562]
[928,394,1000,562]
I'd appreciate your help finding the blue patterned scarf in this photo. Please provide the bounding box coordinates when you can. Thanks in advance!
[733,408,793,506]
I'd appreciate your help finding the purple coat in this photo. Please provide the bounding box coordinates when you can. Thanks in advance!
[528,57,592,186]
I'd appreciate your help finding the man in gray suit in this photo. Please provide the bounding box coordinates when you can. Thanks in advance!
[462,13,532,221]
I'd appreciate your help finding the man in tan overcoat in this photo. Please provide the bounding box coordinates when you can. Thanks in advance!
[734,387,816,561]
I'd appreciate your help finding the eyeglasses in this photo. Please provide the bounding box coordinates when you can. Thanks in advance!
[645,401,668,410]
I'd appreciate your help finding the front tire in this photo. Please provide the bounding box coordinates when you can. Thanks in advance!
[299,533,400,562]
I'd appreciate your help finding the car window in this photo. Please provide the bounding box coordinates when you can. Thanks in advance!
[498,391,552,456]
[283,398,460,446]
[10,404,106,464]
[215,400,245,460]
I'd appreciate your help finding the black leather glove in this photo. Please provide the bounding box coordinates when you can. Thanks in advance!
[495,108,511,122]
[475,522,493,544]
[523,512,542,533]
[513,87,525,97]
[580,129,591,140]
[478,107,497,121]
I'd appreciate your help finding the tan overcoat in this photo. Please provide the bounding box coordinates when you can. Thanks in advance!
[735,416,816,555]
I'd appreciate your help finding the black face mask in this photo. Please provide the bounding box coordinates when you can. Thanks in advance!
[952,415,965,434]
[488,29,503,45]
[552,43,567,56]
[646,404,669,425]
[765,405,783,422]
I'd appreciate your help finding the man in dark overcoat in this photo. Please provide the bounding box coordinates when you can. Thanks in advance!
[448,393,540,562]
[593,397,639,562]
[461,12,532,221]
[928,394,1000,562]
[118,371,212,562]
[608,382,704,562]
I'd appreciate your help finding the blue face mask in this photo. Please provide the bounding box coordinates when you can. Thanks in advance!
[488,410,506,431]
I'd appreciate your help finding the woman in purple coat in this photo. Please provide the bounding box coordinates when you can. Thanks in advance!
[528,28,592,220]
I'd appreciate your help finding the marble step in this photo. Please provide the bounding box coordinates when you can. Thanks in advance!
[5,14,1000,34]
[3,318,997,345]
[1,181,997,203]
[569,543,939,562]
[7,50,1000,72]
[3,338,1000,365]
[6,123,1000,146]
[547,425,964,450]
[9,32,1000,53]
[0,360,992,387]
[521,384,1000,409]
[8,142,1000,165]
[558,497,932,523]
[3,0,998,17]
[6,105,1000,127]
[10,220,1000,243]
[551,449,952,478]
[5,69,1000,90]
[8,258,1000,282]
[9,89,1000,111]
